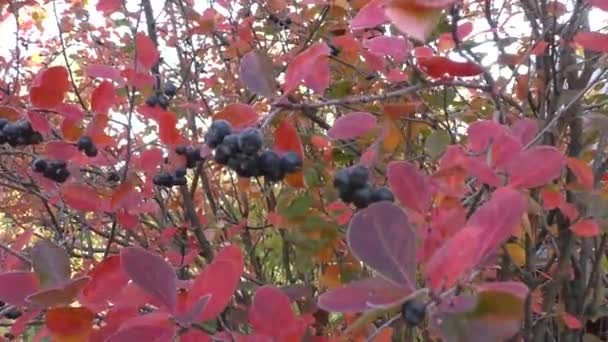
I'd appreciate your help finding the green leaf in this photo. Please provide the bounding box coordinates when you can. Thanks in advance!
[425,130,451,160]
[280,195,313,219]
[327,80,353,99]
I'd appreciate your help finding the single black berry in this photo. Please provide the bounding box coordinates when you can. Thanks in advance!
[175,167,187,178]
[228,154,260,178]
[85,145,98,157]
[205,120,232,148]
[43,161,69,183]
[172,176,187,186]
[214,144,232,165]
[333,168,351,191]
[258,150,284,182]
[77,136,94,152]
[164,82,177,97]
[145,95,158,107]
[0,119,8,129]
[153,173,174,187]
[339,187,354,203]
[221,133,240,153]
[352,186,373,208]
[28,132,43,145]
[32,158,47,173]
[2,122,18,136]
[349,165,369,189]
[269,14,279,23]
[284,17,292,25]
[4,309,21,320]
[279,152,302,174]
[237,128,263,155]
[107,172,120,182]
[401,300,426,327]
[186,147,202,168]
[371,187,394,203]
[157,94,170,109]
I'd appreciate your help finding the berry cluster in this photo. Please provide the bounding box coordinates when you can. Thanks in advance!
[401,299,426,327]
[205,120,302,181]
[333,165,394,209]
[153,167,187,188]
[0,119,43,147]
[269,14,291,28]
[175,145,203,168]
[145,82,177,110]
[0,301,21,320]
[32,158,70,183]
[77,136,98,157]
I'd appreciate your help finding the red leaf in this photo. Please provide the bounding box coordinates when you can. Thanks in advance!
[106,325,174,342]
[363,36,410,62]
[189,246,243,321]
[120,247,177,312]
[45,141,80,161]
[158,111,182,146]
[567,157,594,191]
[26,276,90,307]
[317,277,410,313]
[30,66,70,109]
[283,43,330,95]
[135,32,160,70]
[506,146,566,189]
[573,31,608,53]
[540,188,562,210]
[425,226,483,292]
[275,120,304,158]
[418,56,484,78]
[91,81,116,115]
[61,184,103,213]
[468,186,527,260]
[85,65,122,83]
[328,112,377,140]
[81,256,129,309]
[387,161,435,213]
[351,0,387,30]
[588,0,608,11]
[54,103,85,120]
[139,148,163,172]
[510,118,538,146]
[571,219,601,237]
[96,0,121,15]
[180,330,211,342]
[347,202,416,289]
[214,103,259,129]
[46,307,95,341]
[27,110,51,135]
[0,272,39,306]
[562,312,583,330]
[249,287,297,338]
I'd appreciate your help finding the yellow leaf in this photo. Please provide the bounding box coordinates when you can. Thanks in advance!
[320,264,341,289]
[505,243,526,267]
[382,120,402,152]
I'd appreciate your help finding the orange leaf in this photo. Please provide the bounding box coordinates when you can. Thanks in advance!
[571,218,601,237]
[567,157,594,191]
[214,103,259,129]
[30,66,70,109]
[383,102,421,119]
[385,2,443,42]
[382,120,402,152]
[320,264,341,289]
[0,106,21,120]
[46,306,95,341]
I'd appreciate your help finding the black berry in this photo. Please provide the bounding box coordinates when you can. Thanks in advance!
[4,309,21,320]
[333,168,351,191]
[145,95,158,107]
[172,176,187,186]
[85,145,98,157]
[0,119,8,129]
[107,172,120,182]
[43,161,70,183]
[205,120,232,148]
[28,132,43,145]
[352,186,373,208]
[2,122,18,136]
[401,300,426,327]
[237,128,263,155]
[157,94,170,109]
[349,165,369,189]
[32,158,47,173]
[221,134,240,154]
[77,136,94,152]
[175,167,187,178]
[214,144,232,165]
[164,82,177,97]
[228,154,260,178]
[371,187,394,203]
[153,173,174,187]
[175,145,187,155]
[258,150,284,182]
[186,147,202,168]
[339,187,354,203]
[280,152,302,173]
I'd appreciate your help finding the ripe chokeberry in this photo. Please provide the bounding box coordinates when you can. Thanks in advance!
[32,158,47,173]
[172,176,187,186]
[145,95,158,107]
[258,150,284,182]
[153,173,174,187]
[349,165,369,189]
[174,167,187,178]
[221,133,240,153]
[77,136,93,152]
[175,145,187,155]
[214,144,232,165]
[164,82,177,97]
[237,127,263,155]
[85,145,98,157]
[333,168,351,191]
[352,186,373,209]
[401,299,426,327]
[280,151,302,173]
[4,309,21,320]
[157,94,170,109]
[204,120,232,148]
[371,187,394,203]
[107,172,120,182]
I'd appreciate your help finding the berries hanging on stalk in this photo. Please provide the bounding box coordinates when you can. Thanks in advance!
[333,165,394,209]
[77,136,98,157]
[0,119,43,147]
[205,120,303,182]
[32,157,70,183]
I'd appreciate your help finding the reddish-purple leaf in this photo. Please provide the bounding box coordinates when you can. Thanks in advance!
[506,146,566,189]
[175,295,210,327]
[26,276,90,307]
[85,65,122,83]
[283,43,330,95]
[418,56,484,78]
[96,0,121,15]
[239,50,276,98]
[573,31,608,53]
[588,0,608,11]
[328,112,377,140]
[510,118,539,146]
[106,325,174,342]
[91,81,116,115]
[28,110,51,135]
[81,256,129,309]
[61,184,103,213]
[139,148,164,173]
[347,202,416,288]
[562,313,583,330]
[46,141,79,161]
[425,226,483,292]
[0,272,40,306]
[467,120,510,153]
[317,277,411,313]
[120,247,177,312]
[571,219,601,237]
[387,161,435,213]
[249,287,297,337]
[135,32,160,70]
[468,186,527,261]
[31,240,70,288]
[351,0,388,30]
[363,36,410,62]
